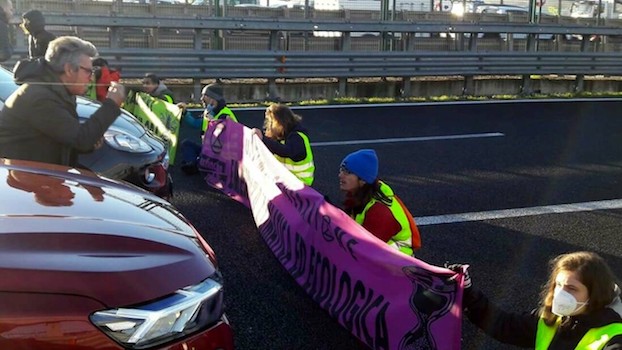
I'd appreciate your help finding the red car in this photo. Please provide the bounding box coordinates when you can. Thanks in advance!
[0,159,234,350]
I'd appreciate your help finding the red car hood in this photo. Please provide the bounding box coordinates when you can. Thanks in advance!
[0,159,215,307]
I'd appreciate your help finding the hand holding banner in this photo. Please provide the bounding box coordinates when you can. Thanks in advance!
[199,119,466,350]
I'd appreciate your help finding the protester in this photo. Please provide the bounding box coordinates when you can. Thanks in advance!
[251,103,314,186]
[0,36,126,167]
[179,83,237,175]
[0,0,13,62]
[142,72,174,103]
[449,251,622,348]
[20,10,56,59]
[91,57,121,102]
[339,149,420,255]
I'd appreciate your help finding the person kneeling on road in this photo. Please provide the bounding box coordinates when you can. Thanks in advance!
[179,83,237,175]
[339,149,420,256]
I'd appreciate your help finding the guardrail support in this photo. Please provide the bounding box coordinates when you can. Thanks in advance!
[574,36,590,93]
[520,34,537,95]
[463,33,477,95]
[338,32,352,97]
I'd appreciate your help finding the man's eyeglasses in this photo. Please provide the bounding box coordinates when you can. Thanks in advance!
[78,65,94,77]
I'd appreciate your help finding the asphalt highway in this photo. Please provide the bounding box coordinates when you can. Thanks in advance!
[171,99,622,350]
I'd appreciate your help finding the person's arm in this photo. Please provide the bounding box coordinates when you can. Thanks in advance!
[463,287,538,348]
[263,132,306,161]
[361,202,401,242]
[21,84,123,153]
[27,96,120,152]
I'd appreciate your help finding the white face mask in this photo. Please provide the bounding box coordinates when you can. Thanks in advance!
[552,288,589,316]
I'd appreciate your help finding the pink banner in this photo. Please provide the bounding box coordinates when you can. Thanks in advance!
[199,120,465,350]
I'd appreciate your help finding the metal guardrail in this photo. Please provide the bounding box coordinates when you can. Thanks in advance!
[41,14,622,36]
[83,49,622,78]
[7,11,621,97]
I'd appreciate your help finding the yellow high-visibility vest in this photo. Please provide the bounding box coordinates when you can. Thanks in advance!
[274,131,314,186]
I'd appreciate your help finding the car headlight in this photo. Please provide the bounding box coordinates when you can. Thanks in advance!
[90,277,224,349]
[104,128,152,153]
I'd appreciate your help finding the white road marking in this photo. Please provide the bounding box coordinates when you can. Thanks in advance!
[415,199,622,226]
[312,132,504,147]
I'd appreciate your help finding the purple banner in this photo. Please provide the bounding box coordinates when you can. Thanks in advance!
[199,119,465,350]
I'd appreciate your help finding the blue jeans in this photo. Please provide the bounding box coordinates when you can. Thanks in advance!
[180,139,202,165]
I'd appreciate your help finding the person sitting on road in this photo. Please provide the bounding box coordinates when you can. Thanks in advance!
[179,83,237,175]
[448,251,622,349]
[339,149,420,256]
[142,72,174,103]
[252,103,314,186]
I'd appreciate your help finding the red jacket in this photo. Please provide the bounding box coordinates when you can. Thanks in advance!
[95,67,120,102]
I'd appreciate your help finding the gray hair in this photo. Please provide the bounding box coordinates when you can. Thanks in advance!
[45,36,98,72]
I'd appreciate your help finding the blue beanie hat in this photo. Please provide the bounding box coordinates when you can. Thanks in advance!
[341,149,378,184]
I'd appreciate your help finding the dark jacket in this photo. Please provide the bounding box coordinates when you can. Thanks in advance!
[149,82,174,103]
[262,124,309,162]
[22,10,55,58]
[0,8,13,62]
[0,58,121,167]
[463,287,622,349]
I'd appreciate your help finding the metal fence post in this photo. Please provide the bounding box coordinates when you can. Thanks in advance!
[339,32,351,97]
[574,36,589,92]
[268,30,281,101]
[401,32,415,97]
[520,34,537,94]
[463,33,477,95]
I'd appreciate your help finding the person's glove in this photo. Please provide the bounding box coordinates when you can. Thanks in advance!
[445,263,472,289]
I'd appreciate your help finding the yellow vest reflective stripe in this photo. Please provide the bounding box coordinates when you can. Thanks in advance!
[354,181,413,256]
[85,81,96,100]
[536,317,622,349]
[201,106,238,133]
[274,131,315,186]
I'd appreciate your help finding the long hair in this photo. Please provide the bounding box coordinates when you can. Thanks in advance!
[343,179,392,217]
[264,103,301,141]
[539,251,618,325]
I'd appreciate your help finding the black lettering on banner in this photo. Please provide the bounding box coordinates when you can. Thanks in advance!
[342,280,365,332]
[302,245,317,292]
[329,271,352,319]
[314,256,334,307]
[305,247,390,349]
[277,183,359,260]
[199,157,226,184]
[374,302,390,350]
[288,234,307,279]
[320,214,335,242]
[226,159,248,200]
[256,198,390,349]
[261,218,278,247]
